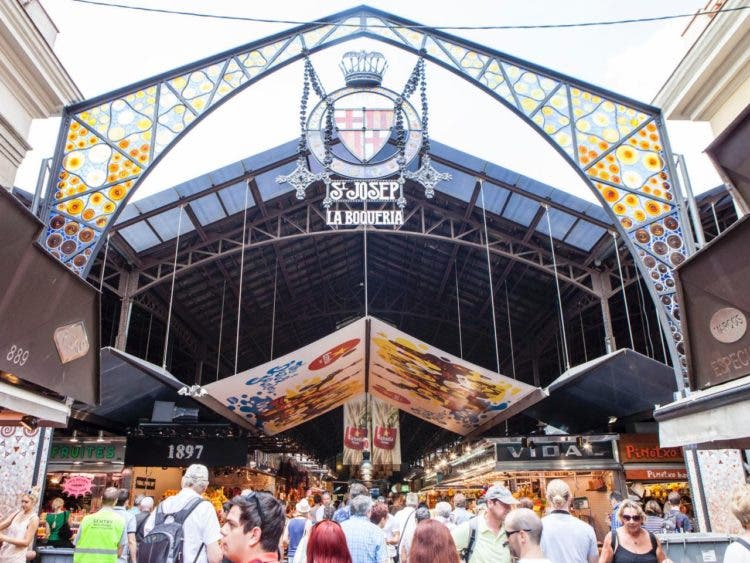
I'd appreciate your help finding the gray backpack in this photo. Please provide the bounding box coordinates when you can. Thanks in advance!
[137,497,206,563]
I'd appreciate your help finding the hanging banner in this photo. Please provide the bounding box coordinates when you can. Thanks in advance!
[204,320,366,434]
[343,395,369,465]
[368,317,540,435]
[371,396,401,466]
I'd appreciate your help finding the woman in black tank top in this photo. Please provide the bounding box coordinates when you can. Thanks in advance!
[599,500,673,563]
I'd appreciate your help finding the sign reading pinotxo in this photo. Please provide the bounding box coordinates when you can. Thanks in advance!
[125,437,248,467]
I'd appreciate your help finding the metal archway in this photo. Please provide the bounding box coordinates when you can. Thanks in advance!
[39,5,691,383]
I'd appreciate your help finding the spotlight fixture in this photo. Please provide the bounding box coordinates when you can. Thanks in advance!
[20,415,39,432]
[576,436,584,449]
[520,437,534,449]
[360,450,373,472]
[96,430,105,443]
[70,430,79,443]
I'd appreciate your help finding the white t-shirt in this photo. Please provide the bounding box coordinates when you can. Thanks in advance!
[144,488,221,563]
[392,507,416,560]
[724,539,750,563]
[540,512,597,563]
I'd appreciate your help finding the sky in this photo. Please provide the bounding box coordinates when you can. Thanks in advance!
[16,0,723,205]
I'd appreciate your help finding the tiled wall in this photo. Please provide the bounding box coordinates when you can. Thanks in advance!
[697,449,746,534]
[0,426,51,516]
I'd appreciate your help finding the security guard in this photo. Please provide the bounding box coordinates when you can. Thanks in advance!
[74,487,126,563]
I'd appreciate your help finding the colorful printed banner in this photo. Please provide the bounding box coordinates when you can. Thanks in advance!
[371,395,401,466]
[343,395,369,465]
[368,317,539,435]
[342,395,401,466]
[204,320,366,434]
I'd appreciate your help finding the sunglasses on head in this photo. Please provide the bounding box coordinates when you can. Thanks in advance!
[621,514,641,522]
[243,492,265,528]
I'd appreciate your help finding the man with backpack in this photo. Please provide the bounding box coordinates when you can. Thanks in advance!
[141,464,222,563]
[663,492,693,533]
[219,492,286,563]
[451,485,518,563]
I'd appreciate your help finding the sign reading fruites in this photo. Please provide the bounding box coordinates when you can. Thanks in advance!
[326,180,404,226]
[50,442,125,464]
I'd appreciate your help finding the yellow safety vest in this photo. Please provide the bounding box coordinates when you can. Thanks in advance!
[74,508,125,563]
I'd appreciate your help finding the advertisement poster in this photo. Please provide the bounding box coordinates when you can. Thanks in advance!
[342,395,401,466]
[342,395,369,465]
[368,317,539,435]
[204,320,365,434]
[371,396,401,466]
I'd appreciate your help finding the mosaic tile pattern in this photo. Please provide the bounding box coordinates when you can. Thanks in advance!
[696,449,745,534]
[0,427,46,516]
[41,9,689,372]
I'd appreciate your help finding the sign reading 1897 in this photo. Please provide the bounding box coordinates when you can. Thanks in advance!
[125,437,248,467]
[325,180,404,226]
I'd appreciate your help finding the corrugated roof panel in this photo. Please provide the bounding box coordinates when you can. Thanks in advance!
[502,193,540,227]
[190,193,226,226]
[536,207,576,240]
[175,175,212,198]
[218,181,255,215]
[240,140,298,172]
[477,183,510,214]
[148,207,196,242]
[257,162,295,201]
[131,189,179,213]
[436,166,476,202]
[564,221,607,251]
[430,140,487,172]
[516,175,554,199]
[114,203,140,224]
[209,162,246,185]
[118,223,162,252]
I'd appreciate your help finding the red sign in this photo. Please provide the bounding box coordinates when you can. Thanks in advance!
[344,426,368,451]
[62,475,93,497]
[625,468,688,481]
[618,434,683,463]
[309,339,360,371]
[374,426,397,450]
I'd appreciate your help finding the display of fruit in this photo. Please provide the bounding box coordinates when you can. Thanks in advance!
[162,489,178,500]
[204,488,229,513]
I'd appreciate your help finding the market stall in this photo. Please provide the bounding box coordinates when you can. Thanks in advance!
[617,434,693,520]
[42,436,128,538]
[435,435,624,541]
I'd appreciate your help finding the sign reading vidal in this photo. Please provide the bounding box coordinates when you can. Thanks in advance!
[276,51,451,227]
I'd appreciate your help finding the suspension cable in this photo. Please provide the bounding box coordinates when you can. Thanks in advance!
[612,231,635,349]
[505,280,516,379]
[454,259,464,359]
[98,233,111,292]
[162,204,184,370]
[634,266,655,357]
[545,205,570,371]
[579,311,588,362]
[235,183,251,374]
[270,258,279,360]
[479,181,501,373]
[215,279,226,381]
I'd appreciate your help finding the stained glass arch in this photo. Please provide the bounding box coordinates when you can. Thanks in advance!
[40,5,692,382]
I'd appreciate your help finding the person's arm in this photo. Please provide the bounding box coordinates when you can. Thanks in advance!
[206,541,222,563]
[598,532,614,563]
[0,515,38,548]
[128,532,137,563]
[0,511,18,531]
[587,526,599,563]
[281,519,290,547]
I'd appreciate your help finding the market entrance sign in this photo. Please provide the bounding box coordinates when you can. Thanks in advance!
[325,180,404,226]
[49,441,125,465]
[493,436,619,470]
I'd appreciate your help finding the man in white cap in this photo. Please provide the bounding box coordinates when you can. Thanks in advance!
[451,484,518,563]
[143,464,222,563]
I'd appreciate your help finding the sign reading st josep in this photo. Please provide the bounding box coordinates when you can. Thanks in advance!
[325,180,404,226]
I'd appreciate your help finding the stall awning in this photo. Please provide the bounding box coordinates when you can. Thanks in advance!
[525,349,677,433]
[705,103,750,209]
[654,374,750,449]
[73,347,249,430]
[0,380,70,425]
[0,189,99,404]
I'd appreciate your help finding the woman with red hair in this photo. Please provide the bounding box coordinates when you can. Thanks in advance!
[408,520,459,563]
[306,520,352,563]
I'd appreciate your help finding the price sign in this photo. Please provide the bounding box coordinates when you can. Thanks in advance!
[125,437,248,467]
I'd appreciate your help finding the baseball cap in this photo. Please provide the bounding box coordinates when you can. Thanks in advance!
[483,485,519,505]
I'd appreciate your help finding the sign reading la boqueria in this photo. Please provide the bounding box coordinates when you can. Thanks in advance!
[276,51,451,226]
[325,180,404,226]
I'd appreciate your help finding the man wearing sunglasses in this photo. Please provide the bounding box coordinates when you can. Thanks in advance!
[452,485,518,563]
[220,492,286,563]
[503,508,551,563]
